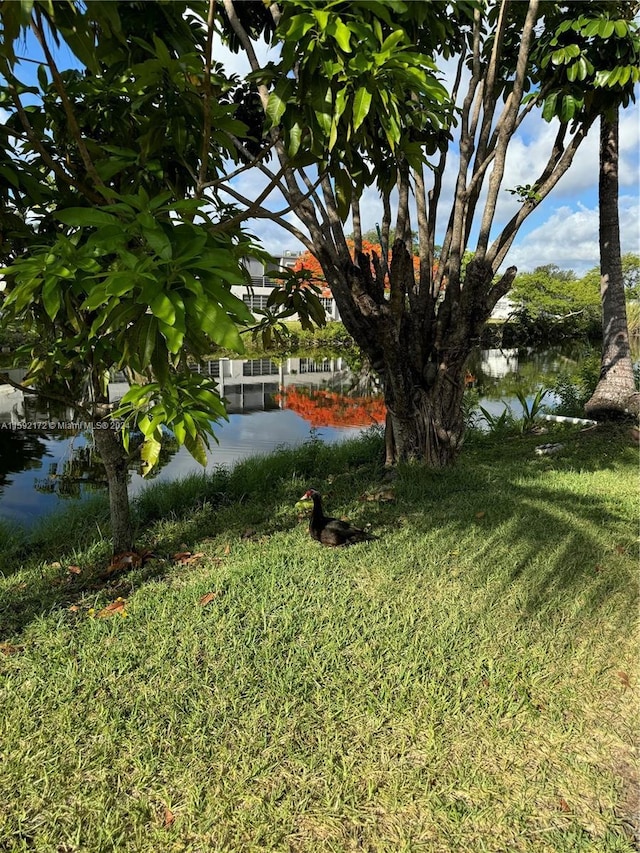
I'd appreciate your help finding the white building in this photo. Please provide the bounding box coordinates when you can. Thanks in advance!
[232,252,512,324]
[232,251,341,322]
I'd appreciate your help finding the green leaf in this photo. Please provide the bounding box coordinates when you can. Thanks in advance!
[184,431,208,467]
[56,208,119,228]
[287,119,303,158]
[541,91,558,122]
[149,291,176,325]
[581,19,602,38]
[41,277,62,320]
[598,20,615,39]
[265,78,293,128]
[352,87,372,131]
[331,19,352,52]
[158,320,183,355]
[141,225,172,260]
[379,30,405,58]
[192,299,245,352]
[132,314,158,368]
[140,432,162,476]
[312,9,330,30]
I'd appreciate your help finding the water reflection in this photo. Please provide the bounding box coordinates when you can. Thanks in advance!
[0,346,593,526]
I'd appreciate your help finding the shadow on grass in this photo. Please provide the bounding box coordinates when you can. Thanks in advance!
[396,425,638,631]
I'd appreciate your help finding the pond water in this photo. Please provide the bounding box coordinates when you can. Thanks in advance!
[0,343,595,528]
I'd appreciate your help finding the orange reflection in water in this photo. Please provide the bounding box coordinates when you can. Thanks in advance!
[276,387,386,428]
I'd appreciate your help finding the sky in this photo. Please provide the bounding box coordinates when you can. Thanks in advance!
[3,17,639,279]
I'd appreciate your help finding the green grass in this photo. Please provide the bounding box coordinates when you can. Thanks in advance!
[0,425,638,852]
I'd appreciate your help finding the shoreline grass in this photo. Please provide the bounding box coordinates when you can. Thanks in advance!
[0,425,638,852]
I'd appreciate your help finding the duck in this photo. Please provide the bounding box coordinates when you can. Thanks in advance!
[299,488,377,547]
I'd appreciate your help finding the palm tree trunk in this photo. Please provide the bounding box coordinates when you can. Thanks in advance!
[585,109,639,417]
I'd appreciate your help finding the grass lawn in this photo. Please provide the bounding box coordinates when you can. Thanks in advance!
[0,425,637,852]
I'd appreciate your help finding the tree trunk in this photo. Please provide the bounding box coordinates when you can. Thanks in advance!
[585,109,640,418]
[382,359,467,467]
[93,424,134,554]
[342,251,499,468]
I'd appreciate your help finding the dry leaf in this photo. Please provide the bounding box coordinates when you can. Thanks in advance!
[173,551,204,565]
[359,488,396,503]
[96,597,127,619]
[173,551,191,563]
[558,797,571,813]
[68,605,79,613]
[0,642,22,655]
[67,565,82,575]
[199,592,218,606]
[224,543,231,556]
[50,561,61,569]
[163,807,175,828]
[475,511,486,519]
[102,551,142,578]
[615,544,626,555]
[618,671,631,688]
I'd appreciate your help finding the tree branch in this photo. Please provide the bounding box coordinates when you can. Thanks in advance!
[487,120,592,271]
[475,0,540,259]
[436,8,483,295]
[7,84,101,203]
[214,182,315,251]
[196,0,217,196]
[32,7,105,193]
[0,373,94,420]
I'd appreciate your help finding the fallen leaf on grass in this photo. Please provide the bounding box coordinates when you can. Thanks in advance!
[475,511,486,519]
[67,565,82,575]
[0,642,22,655]
[68,605,79,613]
[94,597,127,619]
[173,551,204,565]
[558,797,571,813]
[223,543,231,556]
[359,488,396,503]
[163,807,175,828]
[615,544,626,555]
[618,671,632,689]
[102,549,158,578]
[199,592,218,606]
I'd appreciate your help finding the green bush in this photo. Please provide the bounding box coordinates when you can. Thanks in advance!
[551,351,602,417]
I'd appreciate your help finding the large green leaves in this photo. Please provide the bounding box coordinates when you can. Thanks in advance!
[113,373,227,474]
[536,6,639,122]
[270,0,452,181]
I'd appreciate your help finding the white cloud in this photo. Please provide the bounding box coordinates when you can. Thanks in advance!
[503,194,639,275]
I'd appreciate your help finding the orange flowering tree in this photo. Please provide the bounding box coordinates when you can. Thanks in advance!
[294,240,421,295]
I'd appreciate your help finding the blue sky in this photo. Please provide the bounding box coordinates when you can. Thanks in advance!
[4,24,639,277]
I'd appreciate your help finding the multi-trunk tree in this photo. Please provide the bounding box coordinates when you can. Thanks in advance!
[216,0,639,464]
